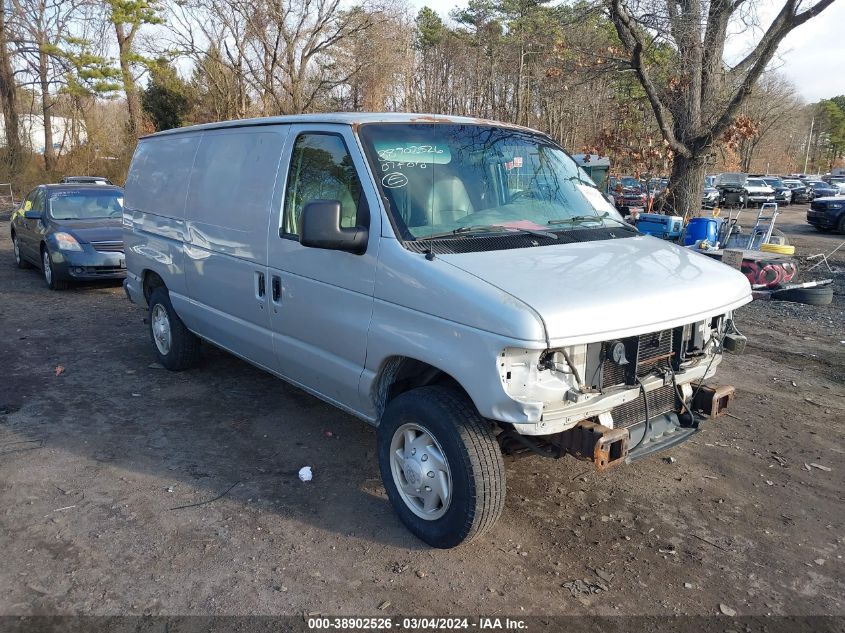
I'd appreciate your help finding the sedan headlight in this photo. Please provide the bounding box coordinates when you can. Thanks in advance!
[54,232,82,251]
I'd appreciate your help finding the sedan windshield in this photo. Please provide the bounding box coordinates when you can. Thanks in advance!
[48,189,124,220]
[358,123,621,240]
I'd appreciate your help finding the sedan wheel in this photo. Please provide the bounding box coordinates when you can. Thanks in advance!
[42,250,52,284]
[12,234,30,269]
[42,248,68,290]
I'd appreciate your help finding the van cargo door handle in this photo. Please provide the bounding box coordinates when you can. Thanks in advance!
[272,276,281,302]
[256,272,265,298]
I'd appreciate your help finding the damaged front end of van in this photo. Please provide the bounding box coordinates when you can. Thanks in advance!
[496,313,746,469]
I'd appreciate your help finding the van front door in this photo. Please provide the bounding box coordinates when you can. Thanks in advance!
[267,125,380,414]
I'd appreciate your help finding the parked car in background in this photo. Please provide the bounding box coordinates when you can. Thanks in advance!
[743,178,776,206]
[613,176,647,213]
[828,177,845,194]
[702,182,720,208]
[9,184,126,290]
[761,176,792,205]
[783,179,813,204]
[60,175,114,185]
[805,180,840,199]
[122,113,751,548]
[807,196,845,233]
[715,172,746,188]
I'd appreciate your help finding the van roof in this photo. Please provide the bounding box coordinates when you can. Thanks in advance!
[142,112,534,139]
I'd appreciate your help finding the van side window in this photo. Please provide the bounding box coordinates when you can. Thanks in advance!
[282,133,362,239]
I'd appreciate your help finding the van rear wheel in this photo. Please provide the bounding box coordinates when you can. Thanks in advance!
[377,386,506,548]
[148,287,201,371]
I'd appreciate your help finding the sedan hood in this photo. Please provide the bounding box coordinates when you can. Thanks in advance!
[438,235,752,345]
[54,219,122,243]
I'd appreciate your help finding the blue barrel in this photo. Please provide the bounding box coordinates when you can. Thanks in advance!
[683,217,721,246]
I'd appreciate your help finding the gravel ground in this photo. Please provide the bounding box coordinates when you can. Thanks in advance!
[0,204,842,617]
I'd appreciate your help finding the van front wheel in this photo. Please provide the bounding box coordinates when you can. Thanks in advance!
[148,287,201,371]
[377,386,506,548]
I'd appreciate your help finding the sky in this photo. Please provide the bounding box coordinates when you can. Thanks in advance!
[407,0,845,103]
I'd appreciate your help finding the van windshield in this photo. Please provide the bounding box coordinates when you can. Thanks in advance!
[358,123,622,241]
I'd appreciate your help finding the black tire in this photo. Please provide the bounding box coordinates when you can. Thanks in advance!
[41,246,68,290]
[838,215,845,235]
[772,286,833,306]
[11,232,31,269]
[377,386,506,548]
[148,286,201,371]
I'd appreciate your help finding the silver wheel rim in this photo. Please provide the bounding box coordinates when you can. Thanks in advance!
[42,251,52,284]
[13,236,20,263]
[390,422,452,520]
[151,304,172,356]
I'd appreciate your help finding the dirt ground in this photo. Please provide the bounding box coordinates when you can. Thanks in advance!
[0,204,843,618]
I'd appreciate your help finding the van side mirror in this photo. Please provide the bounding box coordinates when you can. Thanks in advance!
[24,210,42,220]
[300,200,367,255]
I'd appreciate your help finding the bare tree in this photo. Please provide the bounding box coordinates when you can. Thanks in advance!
[0,2,22,167]
[10,0,83,171]
[735,73,800,172]
[607,0,837,214]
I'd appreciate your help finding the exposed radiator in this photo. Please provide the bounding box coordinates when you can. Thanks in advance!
[610,384,677,429]
[600,329,674,387]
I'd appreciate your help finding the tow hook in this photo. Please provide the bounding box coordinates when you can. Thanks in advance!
[558,421,629,471]
[693,384,735,418]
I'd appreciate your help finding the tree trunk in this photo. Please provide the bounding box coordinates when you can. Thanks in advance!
[115,27,141,138]
[119,51,141,137]
[39,48,55,172]
[667,153,708,216]
[0,7,22,168]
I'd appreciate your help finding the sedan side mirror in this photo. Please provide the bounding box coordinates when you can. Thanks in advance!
[300,200,368,255]
[24,210,42,220]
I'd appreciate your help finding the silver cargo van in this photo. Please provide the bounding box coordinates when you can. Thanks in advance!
[123,113,751,548]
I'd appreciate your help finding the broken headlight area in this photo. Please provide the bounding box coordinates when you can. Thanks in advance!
[498,314,739,466]
[501,315,731,401]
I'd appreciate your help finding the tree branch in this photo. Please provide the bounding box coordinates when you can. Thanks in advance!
[608,0,692,157]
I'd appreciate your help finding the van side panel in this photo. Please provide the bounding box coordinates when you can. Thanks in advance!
[124,134,201,302]
[182,126,288,369]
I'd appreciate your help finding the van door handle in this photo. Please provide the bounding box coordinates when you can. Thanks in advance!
[271,276,281,302]
[256,272,265,298]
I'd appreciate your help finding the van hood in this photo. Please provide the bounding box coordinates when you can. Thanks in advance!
[438,235,752,345]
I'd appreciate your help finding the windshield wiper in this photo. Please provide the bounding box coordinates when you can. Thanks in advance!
[418,224,558,241]
[547,212,634,230]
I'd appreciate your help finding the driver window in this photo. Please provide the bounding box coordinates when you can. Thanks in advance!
[32,188,45,213]
[282,133,362,239]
